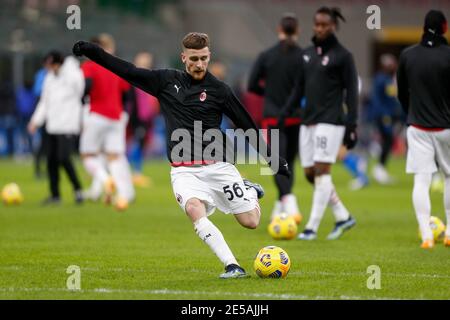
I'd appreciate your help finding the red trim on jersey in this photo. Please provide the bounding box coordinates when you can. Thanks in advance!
[260,117,301,145]
[170,160,217,167]
[411,124,445,132]
[260,117,301,129]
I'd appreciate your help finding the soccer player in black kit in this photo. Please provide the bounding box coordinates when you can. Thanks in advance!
[248,13,303,224]
[279,7,358,240]
[73,32,289,278]
[397,10,450,249]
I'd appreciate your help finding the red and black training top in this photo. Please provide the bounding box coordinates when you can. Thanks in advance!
[248,40,303,126]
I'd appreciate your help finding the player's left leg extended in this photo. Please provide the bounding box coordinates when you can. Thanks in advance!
[172,165,249,278]
[185,198,248,279]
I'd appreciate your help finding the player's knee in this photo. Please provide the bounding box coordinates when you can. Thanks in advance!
[185,198,205,221]
[314,164,331,177]
[243,219,259,229]
[185,198,202,213]
[239,210,260,229]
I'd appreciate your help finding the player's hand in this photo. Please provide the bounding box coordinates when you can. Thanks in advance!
[72,41,89,57]
[343,124,358,150]
[275,157,291,178]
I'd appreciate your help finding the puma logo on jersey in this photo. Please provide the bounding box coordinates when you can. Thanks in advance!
[303,55,310,63]
[174,84,181,93]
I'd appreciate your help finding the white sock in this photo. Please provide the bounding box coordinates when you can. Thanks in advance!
[271,200,282,220]
[83,156,109,185]
[108,155,135,201]
[194,217,238,267]
[88,175,104,200]
[328,187,350,222]
[444,175,450,237]
[281,193,300,216]
[305,174,333,232]
[413,173,433,241]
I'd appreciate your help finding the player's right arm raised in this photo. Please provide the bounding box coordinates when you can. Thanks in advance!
[73,41,163,96]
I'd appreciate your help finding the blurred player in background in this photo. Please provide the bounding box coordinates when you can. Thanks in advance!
[248,13,303,224]
[279,7,358,240]
[369,54,401,185]
[127,51,159,188]
[28,51,84,205]
[338,146,369,191]
[73,32,290,278]
[0,76,16,158]
[397,10,450,249]
[31,54,52,179]
[80,33,135,210]
[209,61,227,82]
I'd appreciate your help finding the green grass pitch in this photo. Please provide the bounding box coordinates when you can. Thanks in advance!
[0,157,449,300]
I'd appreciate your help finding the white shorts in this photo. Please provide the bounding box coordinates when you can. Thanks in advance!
[299,123,345,168]
[171,162,257,216]
[406,126,450,175]
[80,111,128,154]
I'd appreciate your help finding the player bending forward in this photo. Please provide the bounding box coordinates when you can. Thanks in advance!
[73,33,289,278]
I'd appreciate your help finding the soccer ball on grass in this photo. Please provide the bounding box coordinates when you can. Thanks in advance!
[2,183,24,205]
[418,216,445,241]
[268,214,298,240]
[254,246,291,278]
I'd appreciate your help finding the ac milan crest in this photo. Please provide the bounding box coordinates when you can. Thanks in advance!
[200,91,207,102]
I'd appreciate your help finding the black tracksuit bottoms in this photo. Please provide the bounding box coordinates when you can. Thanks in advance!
[46,134,82,198]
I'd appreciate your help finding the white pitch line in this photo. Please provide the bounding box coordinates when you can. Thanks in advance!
[0,287,412,300]
[288,271,450,279]
[1,265,449,279]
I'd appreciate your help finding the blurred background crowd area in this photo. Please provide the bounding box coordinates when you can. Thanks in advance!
[1,0,450,161]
